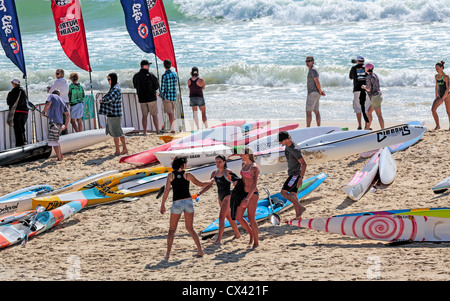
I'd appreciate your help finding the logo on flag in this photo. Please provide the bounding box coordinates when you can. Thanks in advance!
[0,0,27,76]
[120,0,155,54]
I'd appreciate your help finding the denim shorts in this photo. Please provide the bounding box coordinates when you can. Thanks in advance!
[189,97,205,107]
[171,198,195,214]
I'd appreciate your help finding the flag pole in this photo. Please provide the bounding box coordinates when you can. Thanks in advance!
[175,70,185,132]
[89,70,99,129]
[24,74,36,143]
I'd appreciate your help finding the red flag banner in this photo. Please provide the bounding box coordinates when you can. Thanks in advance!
[51,0,91,72]
[148,0,177,71]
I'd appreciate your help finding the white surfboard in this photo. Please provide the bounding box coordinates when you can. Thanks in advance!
[379,147,397,185]
[248,126,343,153]
[342,149,381,200]
[169,126,243,150]
[432,176,450,194]
[154,144,235,168]
[50,128,135,157]
[298,124,425,164]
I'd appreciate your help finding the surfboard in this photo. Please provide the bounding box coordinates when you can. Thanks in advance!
[248,126,342,153]
[432,177,450,194]
[360,121,425,158]
[119,137,180,166]
[0,185,53,202]
[201,173,328,236]
[224,124,299,148]
[50,127,135,157]
[241,120,271,133]
[287,213,450,243]
[0,199,87,249]
[333,207,450,218]
[342,149,381,201]
[0,141,52,166]
[50,170,119,195]
[32,168,172,210]
[298,123,426,164]
[169,126,244,150]
[379,147,397,185]
[155,144,235,168]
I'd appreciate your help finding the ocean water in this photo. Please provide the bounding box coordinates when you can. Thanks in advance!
[0,0,449,125]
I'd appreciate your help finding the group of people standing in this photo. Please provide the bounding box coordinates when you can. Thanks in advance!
[307,55,449,131]
[305,55,384,130]
[159,130,307,260]
[132,59,208,135]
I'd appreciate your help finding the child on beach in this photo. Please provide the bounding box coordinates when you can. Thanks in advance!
[160,156,212,260]
[99,73,128,156]
[197,155,241,244]
[68,72,85,132]
[431,61,450,130]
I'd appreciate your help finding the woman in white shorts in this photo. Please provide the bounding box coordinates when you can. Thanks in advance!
[160,156,212,260]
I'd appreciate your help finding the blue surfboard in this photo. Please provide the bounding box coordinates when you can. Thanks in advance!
[201,173,327,236]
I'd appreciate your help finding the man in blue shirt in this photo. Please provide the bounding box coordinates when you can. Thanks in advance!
[159,59,177,133]
[42,90,70,161]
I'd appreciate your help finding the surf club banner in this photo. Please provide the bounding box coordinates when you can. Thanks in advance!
[51,0,91,72]
[120,0,155,54]
[0,0,27,76]
[148,0,177,71]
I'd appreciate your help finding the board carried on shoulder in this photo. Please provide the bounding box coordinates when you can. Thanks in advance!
[0,199,87,249]
[200,173,327,236]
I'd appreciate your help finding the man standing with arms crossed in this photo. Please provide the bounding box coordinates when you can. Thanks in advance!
[305,56,326,127]
[159,59,178,133]
[133,60,160,134]
[278,131,308,219]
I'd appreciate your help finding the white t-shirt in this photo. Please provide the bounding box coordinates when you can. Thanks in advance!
[49,78,69,104]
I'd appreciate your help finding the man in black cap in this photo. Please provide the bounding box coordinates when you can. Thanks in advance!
[278,131,307,219]
[133,59,160,134]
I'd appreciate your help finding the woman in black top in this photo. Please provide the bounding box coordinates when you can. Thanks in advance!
[6,79,29,147]
[198,155,241,244]
[160,156,211,260]
[432,61,450,130]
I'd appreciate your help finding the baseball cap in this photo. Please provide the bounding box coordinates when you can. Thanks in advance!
[140,59,151,66]
[356,55,364,61]
[278,131,290,142]
[11,78,20,84]
[363,63,374,69]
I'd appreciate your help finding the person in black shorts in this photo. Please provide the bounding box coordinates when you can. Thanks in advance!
[198,155,241,244]
[279,131,308,219]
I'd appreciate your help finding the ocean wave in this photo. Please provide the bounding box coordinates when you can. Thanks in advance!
[0,63,435,95]
[173,0,450,24]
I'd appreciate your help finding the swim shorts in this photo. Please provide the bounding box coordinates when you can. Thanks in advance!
[282,175,300,193]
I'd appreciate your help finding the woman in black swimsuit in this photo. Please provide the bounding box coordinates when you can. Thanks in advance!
[432,61,450,130]
[160,156,211,260]
[198,155,241,244]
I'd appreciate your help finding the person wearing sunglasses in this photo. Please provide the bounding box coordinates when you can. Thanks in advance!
[305,56,326,128]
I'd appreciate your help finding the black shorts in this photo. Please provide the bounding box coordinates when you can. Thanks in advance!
[282,175,300,193]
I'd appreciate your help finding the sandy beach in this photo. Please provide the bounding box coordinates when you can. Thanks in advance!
[0,119,449,283]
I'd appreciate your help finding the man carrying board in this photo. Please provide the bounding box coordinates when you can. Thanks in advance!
[278,131,308,219]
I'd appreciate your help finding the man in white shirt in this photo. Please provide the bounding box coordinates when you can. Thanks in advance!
[47,68,70,134]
